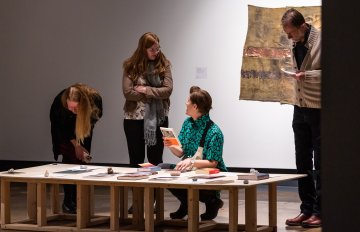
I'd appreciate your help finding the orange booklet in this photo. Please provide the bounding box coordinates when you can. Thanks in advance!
[138,162,155,167]
[160,127,181,147]
[195,168,220,174]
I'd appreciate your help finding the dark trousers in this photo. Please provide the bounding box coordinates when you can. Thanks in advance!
[168,188,219,210]
[59,143,85,207]
[292,106,321,216]
[124,117,168,167]
[63,184,76,207]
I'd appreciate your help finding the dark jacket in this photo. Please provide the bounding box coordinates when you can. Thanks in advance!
[50,89,102,161]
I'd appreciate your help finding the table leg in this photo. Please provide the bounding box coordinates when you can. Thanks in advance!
[229,187,239,232]
[144,187,154,232]
[110,186,119,231]
[90,185,94,217]
[37,183,47,226]
[268,183,277,230]
[1,180,10,225]
[77,184,91,229]
[50,184,60,214]
[155,188,164,223]
[132,187,144,226]
[188,188,199,232]
[0,178,1,224]
[245,186,257,232]
[119,186,127,221]
[27,183,36,220]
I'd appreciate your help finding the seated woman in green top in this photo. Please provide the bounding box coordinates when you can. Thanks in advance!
[163,86,227,221]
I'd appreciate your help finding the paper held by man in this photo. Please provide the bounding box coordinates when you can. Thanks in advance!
[280,67,297,76]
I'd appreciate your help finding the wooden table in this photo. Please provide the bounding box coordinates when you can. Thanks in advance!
[0,164,305,231]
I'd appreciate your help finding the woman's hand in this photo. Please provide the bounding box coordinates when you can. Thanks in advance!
[163,137,174,147]
[74,144,90,161]
[163,138,184,158]
[175,158,193,171]
[134,85,147,94]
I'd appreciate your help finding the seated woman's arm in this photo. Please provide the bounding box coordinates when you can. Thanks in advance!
[175,158,218,171]
[164,139,183,158]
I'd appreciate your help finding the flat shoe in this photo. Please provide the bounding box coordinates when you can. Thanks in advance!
[302,215,321,228]
[285,213,311,226]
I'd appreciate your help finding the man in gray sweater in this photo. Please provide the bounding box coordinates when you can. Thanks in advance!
[281,8,321,228]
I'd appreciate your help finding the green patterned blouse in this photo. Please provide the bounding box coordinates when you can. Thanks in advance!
[178,114,227,172]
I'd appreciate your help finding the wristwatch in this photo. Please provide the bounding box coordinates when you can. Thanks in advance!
[190,159,196,168]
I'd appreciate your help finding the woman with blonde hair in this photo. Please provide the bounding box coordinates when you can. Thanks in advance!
[50,83,102,214]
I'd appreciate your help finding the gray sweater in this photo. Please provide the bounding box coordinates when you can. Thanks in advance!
[291,26,321,109]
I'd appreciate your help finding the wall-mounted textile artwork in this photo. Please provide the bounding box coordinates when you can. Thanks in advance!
[239,5,321,104]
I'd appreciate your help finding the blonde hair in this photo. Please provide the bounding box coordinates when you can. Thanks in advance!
[61,83,101,144]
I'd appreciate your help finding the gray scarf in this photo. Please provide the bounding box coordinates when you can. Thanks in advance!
[144,63,165,146]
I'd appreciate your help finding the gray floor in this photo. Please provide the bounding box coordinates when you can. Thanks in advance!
[1,183,321,232]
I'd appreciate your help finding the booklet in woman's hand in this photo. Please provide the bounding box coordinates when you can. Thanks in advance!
[160,127,182,146]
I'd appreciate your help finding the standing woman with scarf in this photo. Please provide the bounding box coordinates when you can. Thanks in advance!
[122,32,173,169]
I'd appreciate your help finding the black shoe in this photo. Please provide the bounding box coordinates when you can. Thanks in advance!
[128,205,133,214]
[200,198,224,221]
[170,204,188,219]
[62,203,76,214]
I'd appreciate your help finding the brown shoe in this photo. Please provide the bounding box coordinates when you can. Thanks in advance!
[285,213,311,226]
[302,215,321,228]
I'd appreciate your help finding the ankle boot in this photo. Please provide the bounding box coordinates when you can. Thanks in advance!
[201,198,224,220]
[170,203,187,219]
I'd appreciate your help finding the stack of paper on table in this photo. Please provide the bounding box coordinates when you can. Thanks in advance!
[137,162,161,173]
[237,172,269,180]
[117,172,154,180]
[192,173,226,179]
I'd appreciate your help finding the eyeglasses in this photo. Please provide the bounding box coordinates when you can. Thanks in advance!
[147,46,161,53]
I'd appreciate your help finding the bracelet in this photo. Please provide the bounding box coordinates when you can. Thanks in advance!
[190,159,195,168]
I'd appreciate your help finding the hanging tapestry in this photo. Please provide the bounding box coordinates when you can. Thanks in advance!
[239,5,321,103]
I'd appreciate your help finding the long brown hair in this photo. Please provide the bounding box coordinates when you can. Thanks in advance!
[123,32,168,81]
[61,83,101,144]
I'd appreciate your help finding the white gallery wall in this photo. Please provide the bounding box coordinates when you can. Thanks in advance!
[0,0,321,169]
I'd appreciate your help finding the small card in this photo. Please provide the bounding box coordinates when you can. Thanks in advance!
[280,68,296,75]
[160,127,181,146]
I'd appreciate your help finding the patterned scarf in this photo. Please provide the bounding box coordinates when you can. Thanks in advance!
[144,63,165,146]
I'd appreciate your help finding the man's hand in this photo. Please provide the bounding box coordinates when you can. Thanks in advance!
[294,71,305,81]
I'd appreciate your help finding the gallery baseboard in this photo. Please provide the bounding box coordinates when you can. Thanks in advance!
[0,160,298,186]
